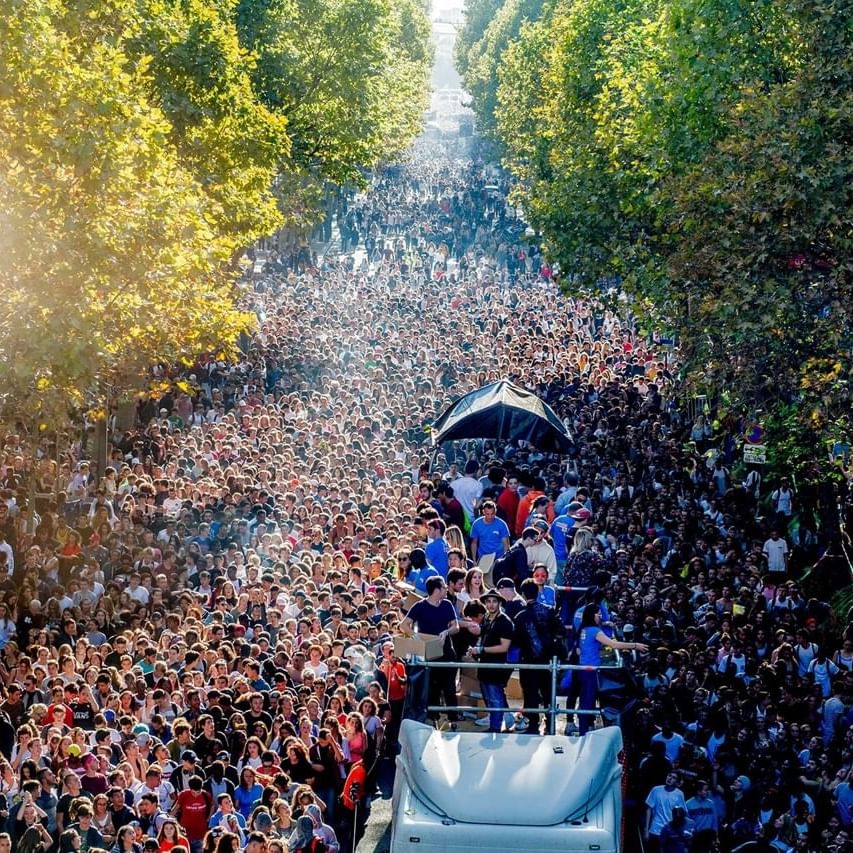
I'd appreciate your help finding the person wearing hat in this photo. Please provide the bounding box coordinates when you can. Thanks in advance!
[172,750,203,794]
[496,577,525,621]
[467,589,514,733]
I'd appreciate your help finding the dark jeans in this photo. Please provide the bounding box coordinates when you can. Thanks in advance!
[519,667,550,734]
[479,680,508,732]
[578,670,598,735]
[316,785,338,825]
[386,697,405,752]
[428,662,459,722]
[692,829,717,851]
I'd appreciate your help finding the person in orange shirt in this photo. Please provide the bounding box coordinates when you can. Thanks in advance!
[516,476,554,533]
[378,641,407,751]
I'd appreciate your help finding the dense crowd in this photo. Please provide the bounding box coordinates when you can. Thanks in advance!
[0,158,852,853]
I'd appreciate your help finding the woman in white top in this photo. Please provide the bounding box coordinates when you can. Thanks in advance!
[834,640,853,672]
[237,736,265,775]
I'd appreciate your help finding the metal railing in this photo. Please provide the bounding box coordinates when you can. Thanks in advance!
[413,656,623,735]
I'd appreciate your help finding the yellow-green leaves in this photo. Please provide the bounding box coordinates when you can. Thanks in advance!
[0,0,431,427]
[0,0,251,423]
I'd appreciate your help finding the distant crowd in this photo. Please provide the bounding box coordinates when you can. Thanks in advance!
[0,158,851,853]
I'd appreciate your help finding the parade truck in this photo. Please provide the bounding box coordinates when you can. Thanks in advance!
[391,720,623,853]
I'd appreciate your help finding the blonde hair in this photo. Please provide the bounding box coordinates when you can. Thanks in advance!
[570,527,596,555]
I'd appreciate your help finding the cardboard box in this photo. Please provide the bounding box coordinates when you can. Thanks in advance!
[505,673,523,701]
[478,553,496,587]
[459,673,482,699]
[462,664,520,700]
[394,633,445,661]
[395,582,424,613]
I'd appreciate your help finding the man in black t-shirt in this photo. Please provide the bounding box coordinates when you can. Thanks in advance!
[243,692,273,730]
[400,577,461,724]
[68,683,98,730]
[471,590,514,733]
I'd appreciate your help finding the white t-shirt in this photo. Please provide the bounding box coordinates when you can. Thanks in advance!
[141,781,175,812]
[772,488,794,516]
[763,537,788,572]
[451,476,483,519]
[127,584,150,605]
[808,658,838,697]
[646,785,687,835]
[651,731,685,762]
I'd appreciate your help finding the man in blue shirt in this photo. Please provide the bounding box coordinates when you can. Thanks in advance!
[470,501,510,561]
[425,519,450,578]
[551,504,580,572]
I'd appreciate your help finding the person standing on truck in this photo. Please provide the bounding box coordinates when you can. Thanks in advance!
[400,576,461,727]
[513,578,566,735]
[468,590,514,733]
[575,603,647,734]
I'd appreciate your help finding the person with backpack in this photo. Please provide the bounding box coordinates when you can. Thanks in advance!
[491,527,539,586]
[771,477,795,527]
[513,579,567,735]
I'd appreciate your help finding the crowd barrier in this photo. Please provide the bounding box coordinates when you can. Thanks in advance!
[411,656,624,735]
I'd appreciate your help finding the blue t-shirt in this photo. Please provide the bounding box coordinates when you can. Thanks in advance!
[578,626,602,666]
[406,599,457,635]
[406,565,440,593]
[470,516,510,557]
[425,538,450,578]
[234,782,263,819]
[551,514,574,561]
[537,585,556,608]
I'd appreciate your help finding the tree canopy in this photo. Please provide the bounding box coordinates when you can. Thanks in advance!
[0,0,431,428]
[459,0,852,460]
[235,0,431,219]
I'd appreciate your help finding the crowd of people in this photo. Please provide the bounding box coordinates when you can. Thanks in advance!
[0,157,851,853]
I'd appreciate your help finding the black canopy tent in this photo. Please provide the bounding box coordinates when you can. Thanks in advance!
[430,379,573,454]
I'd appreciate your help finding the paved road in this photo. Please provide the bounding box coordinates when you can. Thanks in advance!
[356,759,395,853]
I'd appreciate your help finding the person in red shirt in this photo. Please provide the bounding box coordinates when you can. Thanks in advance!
[496,475,521,537]
[45,702,73,730]
[378,642,407,751]
[515,477,547,536]
[174,775,212,846]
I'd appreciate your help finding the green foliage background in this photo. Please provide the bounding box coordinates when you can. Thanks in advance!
[457,0,852,472]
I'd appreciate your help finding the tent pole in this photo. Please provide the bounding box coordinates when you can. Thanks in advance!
[429,443,441,475]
